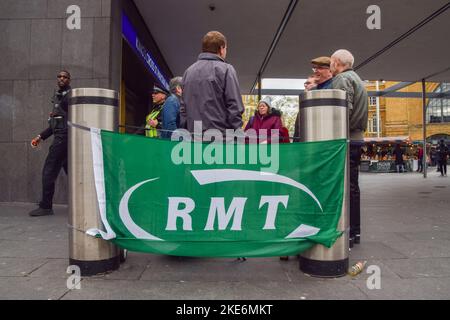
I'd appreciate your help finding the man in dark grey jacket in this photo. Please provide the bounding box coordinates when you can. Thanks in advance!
[180,31,244,135]
[331,49,368,248]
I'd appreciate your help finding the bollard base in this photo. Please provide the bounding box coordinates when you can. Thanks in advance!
[299,257,348,278]
[119,249,128,263]
[70,256,120,276]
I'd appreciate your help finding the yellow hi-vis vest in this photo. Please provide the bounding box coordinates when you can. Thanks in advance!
[145,107,162,138]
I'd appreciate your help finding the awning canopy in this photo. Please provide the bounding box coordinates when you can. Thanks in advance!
[364,136,411,144]
[135,0,450,93]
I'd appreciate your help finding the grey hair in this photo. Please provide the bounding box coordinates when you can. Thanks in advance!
[169,76,183,93]
[332,49,354,68]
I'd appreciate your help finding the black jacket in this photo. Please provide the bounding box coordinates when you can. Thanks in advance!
[437,143,449,162]
[40,86,71,140]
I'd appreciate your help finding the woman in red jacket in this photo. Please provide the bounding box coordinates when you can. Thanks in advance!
[271,108,290,143]
[244,97,282,143]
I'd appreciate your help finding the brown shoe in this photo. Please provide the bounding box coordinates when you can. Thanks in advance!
[279,256,289,261]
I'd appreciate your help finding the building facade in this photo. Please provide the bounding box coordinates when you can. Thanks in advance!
[0,0,172,203]
[365,81,450,142]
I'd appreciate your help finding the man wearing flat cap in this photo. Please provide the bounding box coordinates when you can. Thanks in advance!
[311,56,333,89]
[146,85,169,138]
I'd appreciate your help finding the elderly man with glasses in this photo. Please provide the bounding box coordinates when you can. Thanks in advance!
[311,56,333,89]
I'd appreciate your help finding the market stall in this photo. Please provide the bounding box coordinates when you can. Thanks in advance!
[361,136,417,173]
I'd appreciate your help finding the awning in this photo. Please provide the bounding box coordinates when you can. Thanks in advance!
[134,1,450,93]
[364,136,411,143]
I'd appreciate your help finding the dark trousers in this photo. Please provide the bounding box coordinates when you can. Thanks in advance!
[439,161,447,176]
[417,159,423,172]
[39,136,68,209]
[350,144,361,238]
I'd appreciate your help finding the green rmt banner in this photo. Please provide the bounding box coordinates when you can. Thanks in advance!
[88,129,347,257]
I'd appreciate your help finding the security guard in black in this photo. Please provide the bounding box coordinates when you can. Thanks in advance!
[29,70,71,217]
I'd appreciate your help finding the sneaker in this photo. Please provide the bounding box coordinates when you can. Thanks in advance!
[349,236,354,248]
[354,234,361,244]
[29,207,54,217]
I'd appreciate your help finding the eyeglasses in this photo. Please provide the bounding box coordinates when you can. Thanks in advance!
[312,66,329,72]
[57,75,70,79]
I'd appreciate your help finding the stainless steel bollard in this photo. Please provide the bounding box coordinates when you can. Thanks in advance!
[68,88,120,276]
[299,89,349,277]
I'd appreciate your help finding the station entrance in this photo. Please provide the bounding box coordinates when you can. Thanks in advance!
[119,11,172,135]
[120,40,155,134]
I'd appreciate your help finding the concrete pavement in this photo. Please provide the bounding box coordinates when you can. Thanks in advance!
[1,170,449,300]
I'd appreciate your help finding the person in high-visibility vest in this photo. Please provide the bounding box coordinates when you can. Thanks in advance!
[146,86,169,138]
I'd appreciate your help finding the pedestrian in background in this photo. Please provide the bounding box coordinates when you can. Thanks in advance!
[437,139,448,176]
[28,70,72,217]
[416,145,424,173]
[394,144,405,173]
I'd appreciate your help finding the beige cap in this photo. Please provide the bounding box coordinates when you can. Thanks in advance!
[311,56,331,67]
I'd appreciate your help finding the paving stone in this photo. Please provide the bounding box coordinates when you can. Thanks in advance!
[348,241,408,260]
[384,239,450,259]
[0,277,69,300]
[0,239,68,259]
[0,257,48,277]
[384,258,450,279]
[141,256,291,282]
[353,277,450,300]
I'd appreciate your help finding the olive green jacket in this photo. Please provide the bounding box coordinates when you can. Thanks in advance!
[332,69,368,141]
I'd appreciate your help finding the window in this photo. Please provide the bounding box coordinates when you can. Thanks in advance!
[427,83,450,123]
[368,115,380,133]
[369,96,377,106]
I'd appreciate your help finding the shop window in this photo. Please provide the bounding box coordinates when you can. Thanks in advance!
[427,83,450,123]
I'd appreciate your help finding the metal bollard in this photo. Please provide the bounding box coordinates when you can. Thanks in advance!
[299,89,349,277]
[68,88,120,276]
